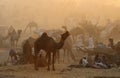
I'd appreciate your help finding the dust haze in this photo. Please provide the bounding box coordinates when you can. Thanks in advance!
[0,0,120,29]
[0,1,120,78]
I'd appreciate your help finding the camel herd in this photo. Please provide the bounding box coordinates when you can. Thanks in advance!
[0,20,120,71]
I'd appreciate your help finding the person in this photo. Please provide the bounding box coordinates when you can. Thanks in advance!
[108,38,114,49]
[101,56,111,68]
[9,48,18,65]
[115,41,120,53]
[93,54,110,69]
[80,56,89,67]
[23,40,33,64]
[88,36,94,49]
[76,35,84,48]
[94,54,101,63]
[38,52,47,67]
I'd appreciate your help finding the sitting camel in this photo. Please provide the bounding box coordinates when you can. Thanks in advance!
[34,30,70,71]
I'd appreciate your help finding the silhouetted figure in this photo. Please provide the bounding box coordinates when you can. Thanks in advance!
[115,41,120,53]
[108,38,114,49]
[9,48,18,65]
[94,54,101,63]
[101,56,111,68]
[23,40,33,64]
[94,54,110,69]
[38,53,47,67]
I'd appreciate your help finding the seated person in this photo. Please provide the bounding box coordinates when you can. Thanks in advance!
[80,56,89,67]
[93,54,110,69]
[108,38,114,49]
[38,52,47,67]
[101,56,112,68]
[9,48,18,65]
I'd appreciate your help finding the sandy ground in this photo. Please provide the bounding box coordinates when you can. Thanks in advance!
[0,48,9,64]
[0,49,120,78]
[0,64,120,78]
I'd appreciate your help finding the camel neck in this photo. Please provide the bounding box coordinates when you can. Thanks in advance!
[56,39,64,49]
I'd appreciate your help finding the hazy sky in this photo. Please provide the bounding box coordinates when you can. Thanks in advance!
[0,0,120,29]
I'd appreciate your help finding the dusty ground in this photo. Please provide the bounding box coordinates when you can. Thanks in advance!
[0,48,120,78]
[0,64,120,78]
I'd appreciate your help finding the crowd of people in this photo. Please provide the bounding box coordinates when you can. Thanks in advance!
[79,37,120,69]
[80,54,112,69]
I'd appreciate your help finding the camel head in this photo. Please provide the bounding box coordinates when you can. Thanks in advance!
[61,31,70,41]
[17,30,22,35]
[56,31,70,49]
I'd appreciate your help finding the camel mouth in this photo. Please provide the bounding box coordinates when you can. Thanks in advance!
[66,31,70,37]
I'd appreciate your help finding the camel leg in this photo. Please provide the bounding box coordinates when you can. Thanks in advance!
[11,56,13,64]
[11,41,13,47]
[13,41,15,48]
[55,50,60,64]
[46,53,48,60]
[63,49,66,63]
[69,50,76,62]
[34,51,39,70]
[52,52,56,71]
[47,53,51,71]
[16,40,18,48]
[67,50,70,63]
[57,51,60,64]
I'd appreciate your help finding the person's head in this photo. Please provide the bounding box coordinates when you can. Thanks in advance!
[95,54,99,58]
[117,41,120,45]
[39,54,42,57]
[26,40,29,44]
[43,32,47,35]
[102,55,106,59]
[109,38,113,43]
[83,57,87,59]
[10,47,14,50]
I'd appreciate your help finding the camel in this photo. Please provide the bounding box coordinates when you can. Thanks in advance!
[50,28,76,63]
[24,21,38,33]
[9,29,22,47]
[54,36,76,63]
[34,30,70,71]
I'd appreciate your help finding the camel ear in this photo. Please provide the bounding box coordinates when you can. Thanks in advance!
[66,31,70,35]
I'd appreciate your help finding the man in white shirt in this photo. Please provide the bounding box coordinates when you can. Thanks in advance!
[80,56,89,67]
[88,36,94,49]
[76,34,84,49]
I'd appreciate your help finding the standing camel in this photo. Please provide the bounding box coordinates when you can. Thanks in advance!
[9,29,22,48]
[34,30,69,71]
[51,27,75,63]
